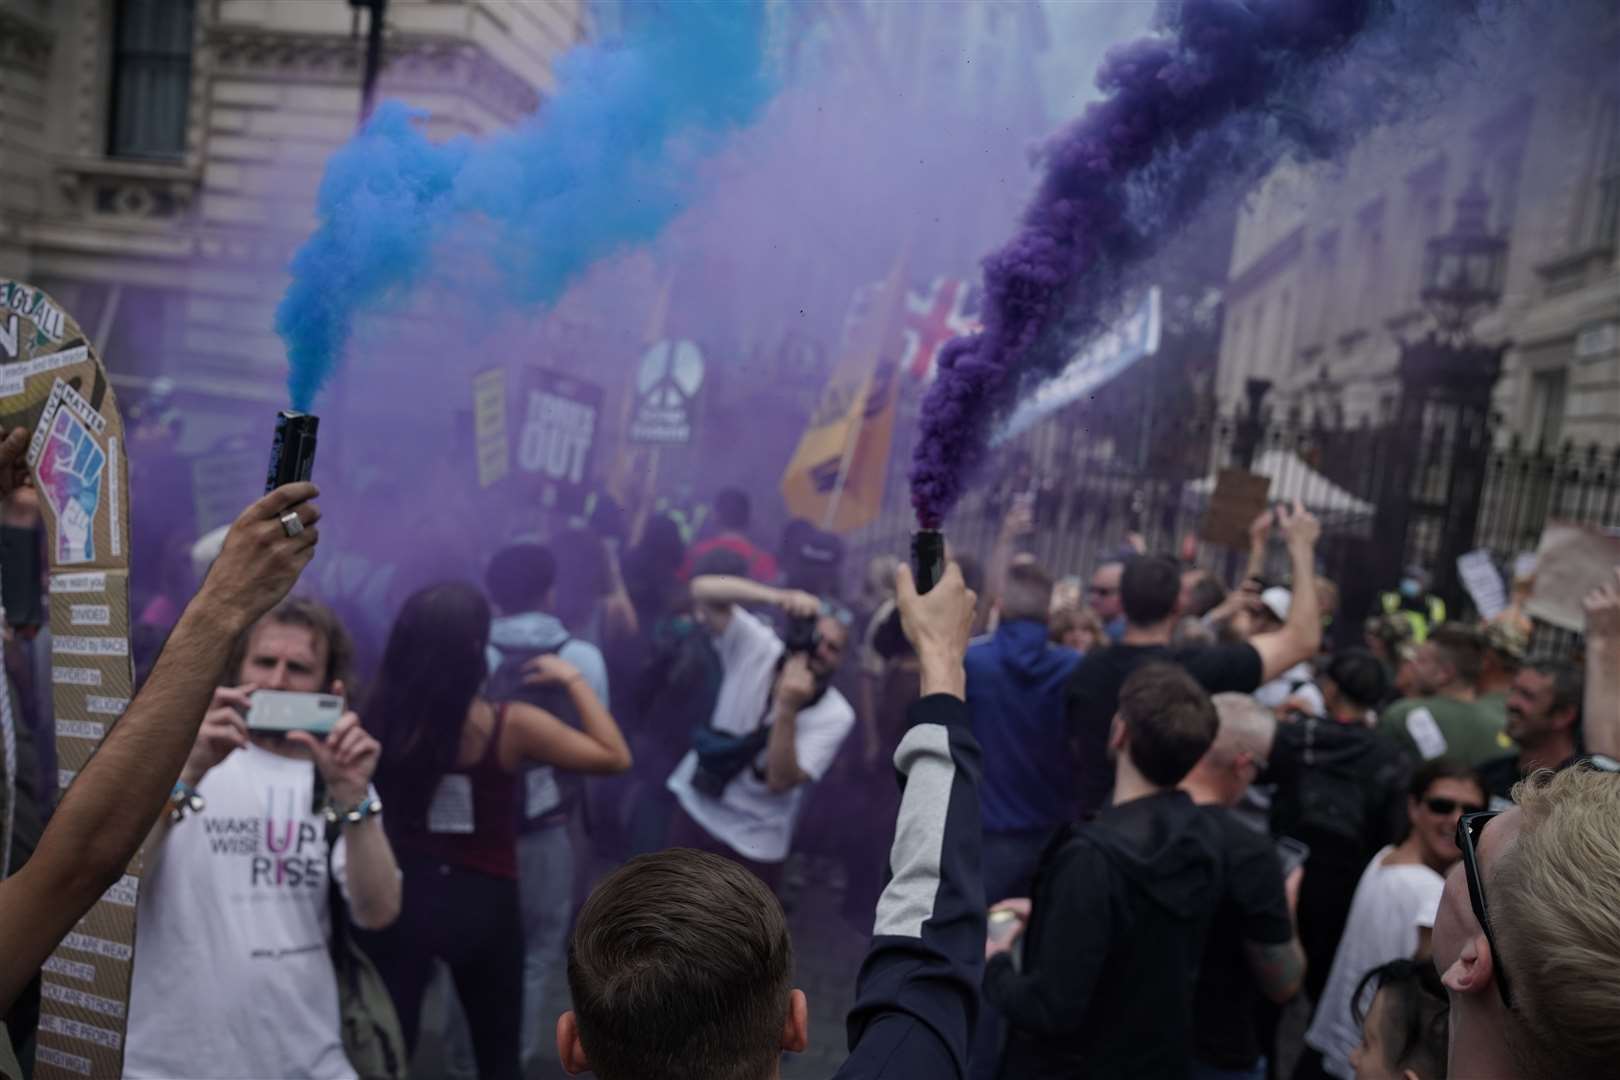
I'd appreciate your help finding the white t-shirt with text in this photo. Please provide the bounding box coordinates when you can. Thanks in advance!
[667,606,854,863]
[125,743,356,1080]
[1304,846,1445,1079]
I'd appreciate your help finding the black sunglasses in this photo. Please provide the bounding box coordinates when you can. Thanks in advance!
[1457,810,1514,1010]
[1425,796,1485,817]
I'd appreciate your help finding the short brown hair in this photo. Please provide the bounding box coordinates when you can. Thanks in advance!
[1118,662,1218,786]
[1493,767,1620,1079]
[222,596,354,692]
[567,850,794,1080]
[1003,561,1055,623]
[1427,624,1485,688]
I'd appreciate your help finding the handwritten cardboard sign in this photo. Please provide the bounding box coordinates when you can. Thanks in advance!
[1525,521,1620,632]
[1200,469,1271,549]
[3,278,134,1079]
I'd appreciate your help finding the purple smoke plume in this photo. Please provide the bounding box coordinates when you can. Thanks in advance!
[909,0,1482,528]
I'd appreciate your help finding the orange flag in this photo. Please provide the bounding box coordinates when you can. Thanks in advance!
[780,254,908,534]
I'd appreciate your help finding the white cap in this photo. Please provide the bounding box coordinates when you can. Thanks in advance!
[1260,586,1292,622]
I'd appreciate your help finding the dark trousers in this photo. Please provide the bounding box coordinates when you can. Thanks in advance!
[667,803,784,894]
[971,827,1057,1080]
[1291,1046,1334,1080]
[357,852,525,1080]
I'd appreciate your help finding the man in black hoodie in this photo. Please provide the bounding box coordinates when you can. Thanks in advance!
[1267,647,1409,1005]
[984,662,1225,1079]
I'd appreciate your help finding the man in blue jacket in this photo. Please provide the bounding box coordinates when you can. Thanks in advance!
[965,559,1081,1080]
[984,662,1226,1080]
[556,560,986,1080]
[966,560,1082,905]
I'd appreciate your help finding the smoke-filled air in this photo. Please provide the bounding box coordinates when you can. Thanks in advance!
[274,0,774,411]
[910,0,1499,527]
[12,1,1620,1077]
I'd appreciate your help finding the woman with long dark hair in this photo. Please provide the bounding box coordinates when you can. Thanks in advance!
[357,582,630,1080]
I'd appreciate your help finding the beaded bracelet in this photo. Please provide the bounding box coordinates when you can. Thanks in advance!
[322,794,383,826]
[169,780,205,823]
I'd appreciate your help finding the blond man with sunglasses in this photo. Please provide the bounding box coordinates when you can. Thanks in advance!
[1431,570,1620,1080]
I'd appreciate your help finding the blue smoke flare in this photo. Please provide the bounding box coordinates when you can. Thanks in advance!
[275,0,773,410]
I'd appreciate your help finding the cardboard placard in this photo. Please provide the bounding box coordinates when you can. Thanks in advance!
[513,367,603,512]
[1200,469,1271,549]
[472,367,510,489]
[629,339,704,445]
[2,279,134,1079]
[1457,549,1508,620]
[1525,521,1620,632]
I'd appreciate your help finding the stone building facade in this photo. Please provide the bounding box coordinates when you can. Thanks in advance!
[0,0,581,441]
[1215,15,1620,449]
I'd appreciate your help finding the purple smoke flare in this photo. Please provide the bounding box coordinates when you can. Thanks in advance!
[908,0,1485,528]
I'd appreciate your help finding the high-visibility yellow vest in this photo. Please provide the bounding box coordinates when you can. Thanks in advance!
[1380,592,1448,643]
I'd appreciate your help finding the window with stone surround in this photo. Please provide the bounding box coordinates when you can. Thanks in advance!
[108,0,195,160]
[1588,96,1620,249]
[1528,367,1568,451]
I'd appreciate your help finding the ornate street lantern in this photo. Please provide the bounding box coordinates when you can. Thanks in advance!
[1369,174,1512,623]
[1420,173,1508,338]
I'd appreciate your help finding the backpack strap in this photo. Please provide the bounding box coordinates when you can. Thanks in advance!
[483,703,509,770]
[324,818,351,972]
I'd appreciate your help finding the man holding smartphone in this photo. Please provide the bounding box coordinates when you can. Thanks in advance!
[0,421,324,1032]
[123,598,402,1080]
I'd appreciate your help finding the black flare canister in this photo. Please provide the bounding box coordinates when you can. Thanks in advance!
[912,529,945,594]
[265,410,320,494]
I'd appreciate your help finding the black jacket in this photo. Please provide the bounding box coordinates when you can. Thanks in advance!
[1266,716,1409,1002]
[834,693,986,1078]
[985,790,1226,1080]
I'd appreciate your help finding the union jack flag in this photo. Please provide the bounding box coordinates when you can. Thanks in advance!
[899,276,980,382]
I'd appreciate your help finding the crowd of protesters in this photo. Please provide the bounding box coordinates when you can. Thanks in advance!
[0,410,1617,1080]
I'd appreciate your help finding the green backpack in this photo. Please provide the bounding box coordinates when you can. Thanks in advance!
[326,822,408,1080]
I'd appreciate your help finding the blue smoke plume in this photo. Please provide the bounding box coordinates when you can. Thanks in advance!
[275,0,773,410]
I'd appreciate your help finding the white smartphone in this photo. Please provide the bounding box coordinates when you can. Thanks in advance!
[245,690,343,736]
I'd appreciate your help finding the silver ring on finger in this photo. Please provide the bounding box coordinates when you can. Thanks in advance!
[279,511,305,539]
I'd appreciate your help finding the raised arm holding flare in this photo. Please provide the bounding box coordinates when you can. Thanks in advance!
[0,445,322,1010]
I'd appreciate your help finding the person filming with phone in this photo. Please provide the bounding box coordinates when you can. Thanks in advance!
[123,597,403,1080]
[664,573,855,893]
[0,427,322,1022]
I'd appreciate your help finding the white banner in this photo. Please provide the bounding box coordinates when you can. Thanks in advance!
[996,286,1162,442]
